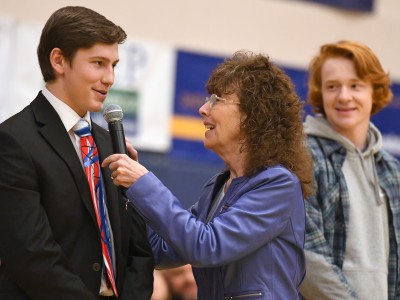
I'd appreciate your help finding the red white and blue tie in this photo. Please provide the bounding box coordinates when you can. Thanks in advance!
[73,119,118,297]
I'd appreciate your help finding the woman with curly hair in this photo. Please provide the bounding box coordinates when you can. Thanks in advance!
[103,51,313,300]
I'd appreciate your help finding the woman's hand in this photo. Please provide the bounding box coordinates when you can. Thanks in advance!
[102,154,149,188]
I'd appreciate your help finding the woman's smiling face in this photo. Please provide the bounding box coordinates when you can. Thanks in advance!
[199,92,242,157]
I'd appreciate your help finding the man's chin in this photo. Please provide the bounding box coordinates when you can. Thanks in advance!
[90,102,105,113]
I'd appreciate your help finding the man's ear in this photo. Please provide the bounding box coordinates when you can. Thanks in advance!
[49,48,66,76]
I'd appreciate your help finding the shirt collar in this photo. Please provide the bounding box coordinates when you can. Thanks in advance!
[42,86,91,132]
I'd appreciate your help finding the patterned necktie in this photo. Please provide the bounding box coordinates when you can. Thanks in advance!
[73,119,118,297]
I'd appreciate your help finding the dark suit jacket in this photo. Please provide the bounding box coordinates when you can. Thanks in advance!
[0,92,154,299]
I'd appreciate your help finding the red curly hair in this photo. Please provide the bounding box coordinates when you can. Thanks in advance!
[308,40,393,115]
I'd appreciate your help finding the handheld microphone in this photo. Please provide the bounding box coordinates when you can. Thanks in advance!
[103,104,131,209]
[103,104,127,154]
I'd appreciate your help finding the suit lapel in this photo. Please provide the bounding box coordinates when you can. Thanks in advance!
[92,123,123,233]
[92,122,126,280]
[31,93,97,225]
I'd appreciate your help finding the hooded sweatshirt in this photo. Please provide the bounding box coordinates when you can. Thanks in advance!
[304,115,389,300]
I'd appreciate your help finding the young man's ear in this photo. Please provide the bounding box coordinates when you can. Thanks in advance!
[49,48,66,76]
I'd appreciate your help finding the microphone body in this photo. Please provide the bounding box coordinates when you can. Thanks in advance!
[108,120,127,154]
[103,104,127,154]
[103,104,130,207]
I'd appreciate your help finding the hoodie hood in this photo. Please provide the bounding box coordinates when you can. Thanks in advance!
[304,114,382,157]
[305,114,384,204]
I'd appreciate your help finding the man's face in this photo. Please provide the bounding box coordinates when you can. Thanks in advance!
[60,43,119,116]
[321,57,373,140]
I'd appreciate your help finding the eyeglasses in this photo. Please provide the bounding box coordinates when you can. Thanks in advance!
[205,94,240,108]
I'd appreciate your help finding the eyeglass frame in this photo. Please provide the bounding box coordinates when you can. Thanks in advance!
[205,94,240,108]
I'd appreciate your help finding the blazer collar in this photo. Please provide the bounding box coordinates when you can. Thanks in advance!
[31,92,97,224]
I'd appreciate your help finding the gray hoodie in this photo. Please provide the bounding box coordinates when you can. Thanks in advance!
[304,115,389,300]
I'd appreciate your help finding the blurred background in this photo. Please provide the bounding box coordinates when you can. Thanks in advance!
[1,0,399,207]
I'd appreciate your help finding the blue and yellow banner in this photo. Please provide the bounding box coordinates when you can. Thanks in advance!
[171,49,400,163]
[171,50,225,165]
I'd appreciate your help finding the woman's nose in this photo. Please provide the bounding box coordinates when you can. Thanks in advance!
[199,102,210,117]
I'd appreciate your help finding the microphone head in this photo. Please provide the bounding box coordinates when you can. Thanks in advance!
[103,104,123,123]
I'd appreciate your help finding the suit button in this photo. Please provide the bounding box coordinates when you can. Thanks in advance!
[92,263,101,272]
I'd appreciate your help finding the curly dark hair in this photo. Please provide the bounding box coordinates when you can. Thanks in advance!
[206,50,313,197]
[308,40,393,115]
[37,6,127,82]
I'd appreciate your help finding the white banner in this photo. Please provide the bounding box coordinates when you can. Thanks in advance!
[0,15,43,123]
[92,39,176,152]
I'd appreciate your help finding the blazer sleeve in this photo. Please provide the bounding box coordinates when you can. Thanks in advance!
[126,169,302,267]
[0,129,96,300]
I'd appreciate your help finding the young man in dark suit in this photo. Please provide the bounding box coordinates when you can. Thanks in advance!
[0,6,154,299]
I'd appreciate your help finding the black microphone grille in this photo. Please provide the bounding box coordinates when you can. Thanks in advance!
[103,104,123,123]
